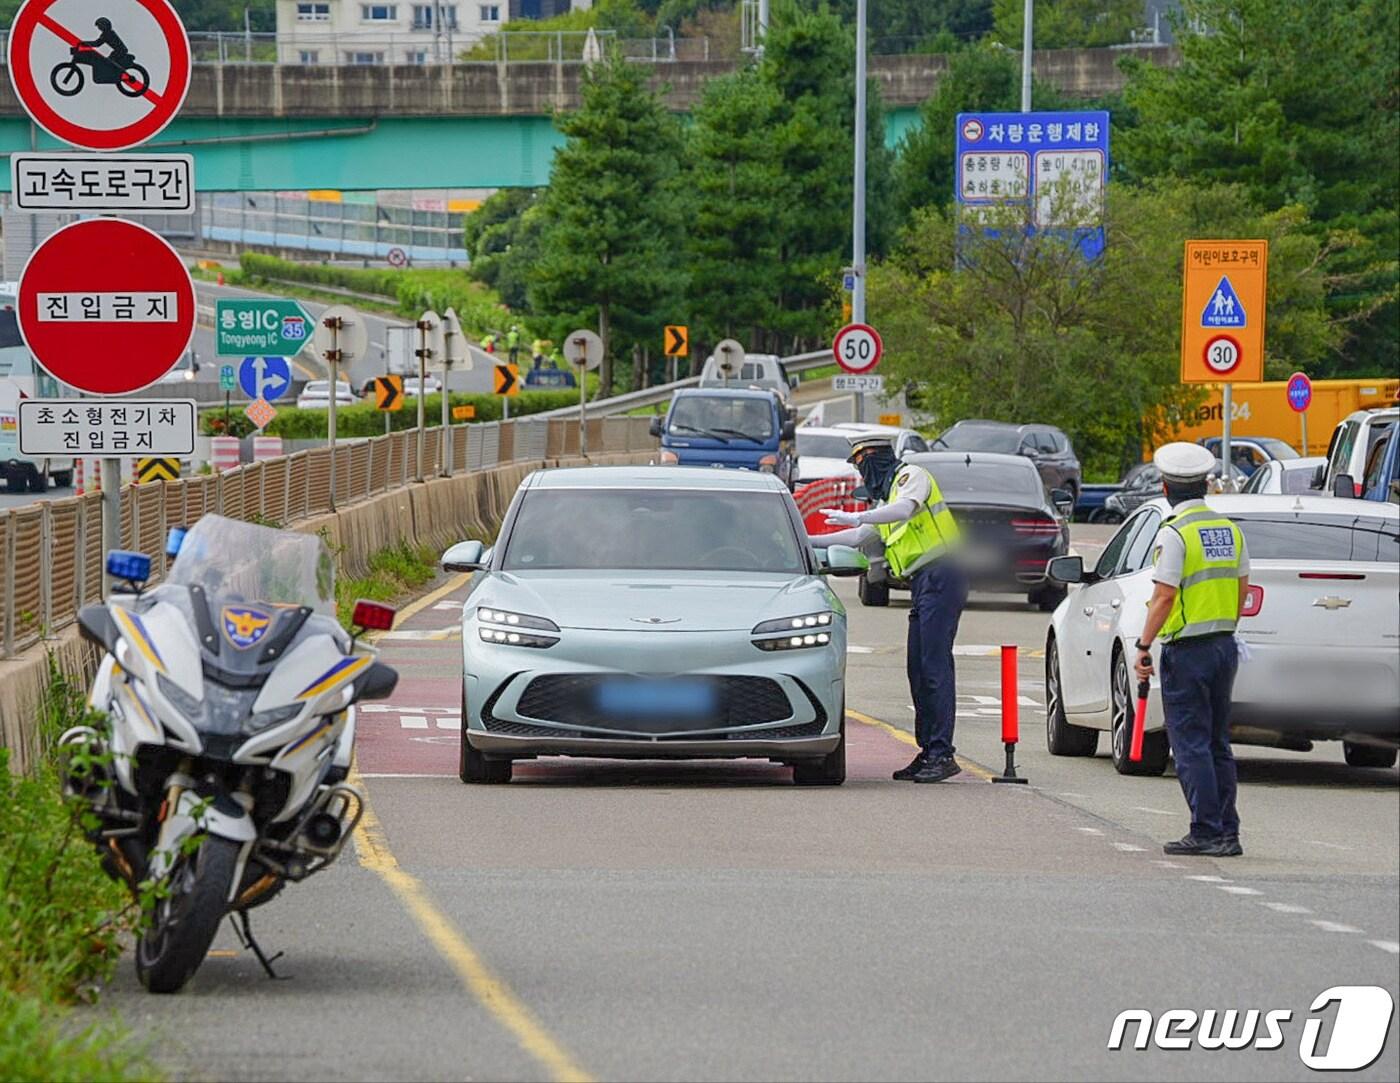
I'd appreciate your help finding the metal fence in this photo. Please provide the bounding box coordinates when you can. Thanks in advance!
[0,415,656,659]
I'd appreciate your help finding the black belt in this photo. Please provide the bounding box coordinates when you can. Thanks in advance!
[1162,631,1234,649]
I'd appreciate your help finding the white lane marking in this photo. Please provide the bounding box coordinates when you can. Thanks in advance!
[952,645,1046,659]
[359,772,450,779]
[1306,840,1356,852]
[1132,806,1176,816]
[1260,902,1312,914]
[436,716,458,730]
[1310,920,1363,934]
[1186,875,1230,883]
[1113,843,1146,852]
[1217,885,1262,896]
[1056,792,1089,798]
[1075,827,1104,835]
[361,705,458,714]
[380,628,460,641]
[432,601,462,612]
[1152,860,1186,868]
[1368,940,1399,954]
[847,645,875,654]
[400,714,429,730]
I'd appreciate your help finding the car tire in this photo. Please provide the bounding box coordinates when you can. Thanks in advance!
[1343,742,1397,769]
[51,471,73,488]
[1045,638,1098,757]
[858,573,889,607]
[27,468,48,493]
[459,690,511,784]
[792,708,845,786]
[1030,584,1066,612]
[1109,649,1168,776]
[3,472,24,494]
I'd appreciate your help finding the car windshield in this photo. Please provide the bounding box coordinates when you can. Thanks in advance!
[922,459,1043,499]
[796,433,854,459]
[167,515,336,614]
[503,489,805,573]
[669,396,774,441]
[938,424,1019,453]
[1234,513,1399,562]
[1256,438,1300,460]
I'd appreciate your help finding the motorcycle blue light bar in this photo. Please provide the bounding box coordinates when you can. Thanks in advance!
[164,526,188,558]
[106,550,151,583]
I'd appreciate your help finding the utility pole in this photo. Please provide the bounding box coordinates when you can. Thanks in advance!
[1021,0,1033,111]
[851,0,868,423]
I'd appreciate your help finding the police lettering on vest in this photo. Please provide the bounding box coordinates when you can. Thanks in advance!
[876,466,961,578]
[1158,507,1244,642]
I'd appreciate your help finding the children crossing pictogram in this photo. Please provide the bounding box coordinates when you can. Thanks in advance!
[1201,276,1246,328]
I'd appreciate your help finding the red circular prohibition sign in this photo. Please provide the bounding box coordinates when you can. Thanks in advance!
[18,218,196,395]
[7,0,191,151]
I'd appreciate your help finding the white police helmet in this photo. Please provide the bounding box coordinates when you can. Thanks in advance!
[1153,441,1217,483]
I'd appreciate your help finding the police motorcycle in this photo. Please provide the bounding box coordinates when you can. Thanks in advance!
[61,516,398,993]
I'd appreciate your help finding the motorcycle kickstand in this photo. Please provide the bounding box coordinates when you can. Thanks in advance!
[229,911,286,980]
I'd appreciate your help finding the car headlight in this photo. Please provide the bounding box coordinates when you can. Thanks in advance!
[758,454,778,472]
[659,450,679,465]
[476,606,560,648]
[752,611,834,651]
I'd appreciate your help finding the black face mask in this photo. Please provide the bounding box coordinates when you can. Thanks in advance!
[856,449,899,503]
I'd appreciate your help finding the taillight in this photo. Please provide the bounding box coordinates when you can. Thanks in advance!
[1240,585,1264,617]
[1354,482,1363,497]
[1012,518,1060,535]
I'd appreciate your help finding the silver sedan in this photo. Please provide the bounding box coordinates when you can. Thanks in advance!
[441,466,867,785]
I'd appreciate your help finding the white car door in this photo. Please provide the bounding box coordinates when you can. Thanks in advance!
[1060,509,1161,714]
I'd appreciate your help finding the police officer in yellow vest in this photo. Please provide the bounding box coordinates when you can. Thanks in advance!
[1134,442,1250,857]
[820,435,967,782]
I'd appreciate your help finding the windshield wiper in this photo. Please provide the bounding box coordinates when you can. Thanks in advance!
[709,427,765,444]
[671,423,732,443]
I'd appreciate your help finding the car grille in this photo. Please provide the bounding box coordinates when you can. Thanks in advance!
[481,716,827,741]
[513,674,794,733]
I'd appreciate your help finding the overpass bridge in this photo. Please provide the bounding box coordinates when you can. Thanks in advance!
[0,47,1173,192]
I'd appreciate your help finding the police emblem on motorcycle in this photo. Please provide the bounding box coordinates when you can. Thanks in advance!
[222,606,272,649]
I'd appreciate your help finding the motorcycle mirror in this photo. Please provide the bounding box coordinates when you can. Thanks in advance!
[351,600,396,633]
[164,526,188,558]
[106,550,151,588]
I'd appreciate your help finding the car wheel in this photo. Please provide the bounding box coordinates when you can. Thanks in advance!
[27,468,48,493]
[857,573,889,607]
[1045,638,1098,757]
[1030,583,1066,612]
[1109,649,1168,776]
[51,471,73,488]
[1343,742,1397,769]
[792,707,845,786]
[459,690,511,784]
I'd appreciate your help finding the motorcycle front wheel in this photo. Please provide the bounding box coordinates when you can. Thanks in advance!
[136,836,239,994]
[117,63,150,97]
[50,62,84,96]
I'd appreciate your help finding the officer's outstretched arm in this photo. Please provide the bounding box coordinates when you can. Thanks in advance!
[851,497,918,525]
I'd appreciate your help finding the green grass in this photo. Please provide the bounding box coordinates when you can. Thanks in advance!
[336,542,441,628]
[0,998,154,1083]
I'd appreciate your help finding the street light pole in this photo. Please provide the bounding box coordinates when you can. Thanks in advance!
[851,0,868,423]
[1021,0,1034,111]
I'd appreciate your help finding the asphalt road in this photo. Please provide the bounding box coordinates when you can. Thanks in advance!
[101,526,1398,1081]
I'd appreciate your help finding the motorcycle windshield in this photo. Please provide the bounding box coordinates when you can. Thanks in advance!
[167,515,335,616]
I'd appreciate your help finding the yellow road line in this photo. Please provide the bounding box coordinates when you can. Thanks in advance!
[846,708,997,781]
[350,767,594,1083]
[394,571,472,625]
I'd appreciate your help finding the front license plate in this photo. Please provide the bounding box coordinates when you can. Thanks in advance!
[596,679,716,719]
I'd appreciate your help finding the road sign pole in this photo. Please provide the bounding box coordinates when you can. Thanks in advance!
[579,367,588,458]
[224,391,230,432]
[851,0,868,424]
[1301,407,1309,457]
[441,360,452,478]
[100,458,121,598]
[1021,0,1034,112]
[1221,383,1233,492]
[416,320,427,483]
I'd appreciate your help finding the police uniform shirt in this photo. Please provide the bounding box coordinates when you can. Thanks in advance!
[889,465,933,509]
[1151,498,1250,588]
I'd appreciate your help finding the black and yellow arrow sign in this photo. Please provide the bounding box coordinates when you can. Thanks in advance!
[494,363,520,397]
[664,324,689,357]
[373,375,404,411]
[136,457,180,484]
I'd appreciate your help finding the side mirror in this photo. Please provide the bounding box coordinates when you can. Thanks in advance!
[1050,488,1074,516]
[442,539,487,572]
[788,374,800,390]
[648,416,663,438]
[1047,555,1085,585]
[1332,473,1356,498]
[354,661,400,702]
[1311,463,1328,489]
[781,420,796,441]
[816,545,870,577]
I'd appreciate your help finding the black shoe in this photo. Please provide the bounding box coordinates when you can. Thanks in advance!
[1218,835,1243,857]
[911,756,962,783]
[892,752,928,781]
[1163,834,1231,857]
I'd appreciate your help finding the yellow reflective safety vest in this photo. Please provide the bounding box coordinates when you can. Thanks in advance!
[1159,505,1244,642]
[876,466,961,578]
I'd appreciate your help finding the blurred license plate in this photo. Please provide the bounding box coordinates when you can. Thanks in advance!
[596,679,715,718]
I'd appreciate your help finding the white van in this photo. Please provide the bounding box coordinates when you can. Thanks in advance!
[1323,407,1398,498]
[698,352,797,403]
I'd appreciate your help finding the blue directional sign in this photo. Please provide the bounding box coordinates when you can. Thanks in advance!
[1201,276,1246,328]
[955,110,1110,260]
[238,356,291,402]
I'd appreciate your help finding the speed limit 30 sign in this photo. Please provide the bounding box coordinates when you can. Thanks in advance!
[1180,240,1267,384]
[833,322,883,375]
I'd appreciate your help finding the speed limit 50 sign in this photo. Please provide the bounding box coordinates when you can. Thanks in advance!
[833,322,883,375]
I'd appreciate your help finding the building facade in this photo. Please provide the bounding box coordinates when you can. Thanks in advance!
[276,0,506,64]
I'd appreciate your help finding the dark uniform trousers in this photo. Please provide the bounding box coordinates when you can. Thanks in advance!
[1161,634,1240,840]
[907,559,968,760]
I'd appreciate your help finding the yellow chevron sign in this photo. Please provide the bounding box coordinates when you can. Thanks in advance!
[136,457,180,484]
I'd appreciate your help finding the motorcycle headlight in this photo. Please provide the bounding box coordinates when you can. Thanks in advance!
[752,611,834,651]
[245,703,303,735]
[156,673,201,719]
[476,606,560,648]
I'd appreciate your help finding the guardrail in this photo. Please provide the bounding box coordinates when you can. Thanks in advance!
[0,415,656,660]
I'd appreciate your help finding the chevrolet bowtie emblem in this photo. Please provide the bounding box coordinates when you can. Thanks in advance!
[1312,596,1352,610]
[630,617,681,625]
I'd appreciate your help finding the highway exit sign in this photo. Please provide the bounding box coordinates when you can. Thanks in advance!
[216,298,312,357]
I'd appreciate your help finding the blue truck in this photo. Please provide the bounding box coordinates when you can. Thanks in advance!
[651,388,797,488]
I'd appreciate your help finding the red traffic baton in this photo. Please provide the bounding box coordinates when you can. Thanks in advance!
[1129,679,1150,762]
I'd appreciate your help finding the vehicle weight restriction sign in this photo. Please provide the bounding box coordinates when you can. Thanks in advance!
[7,0,192,152]
[833,323,883,375]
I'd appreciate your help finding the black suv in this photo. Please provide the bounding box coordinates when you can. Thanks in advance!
[935,420,1082,500]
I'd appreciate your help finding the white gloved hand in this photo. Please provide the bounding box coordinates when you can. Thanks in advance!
[822,508,863,528]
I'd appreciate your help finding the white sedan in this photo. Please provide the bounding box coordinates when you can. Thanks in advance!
[295,380,357,410]
[1239,456,1326,495]
[1044,495,1399,774]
